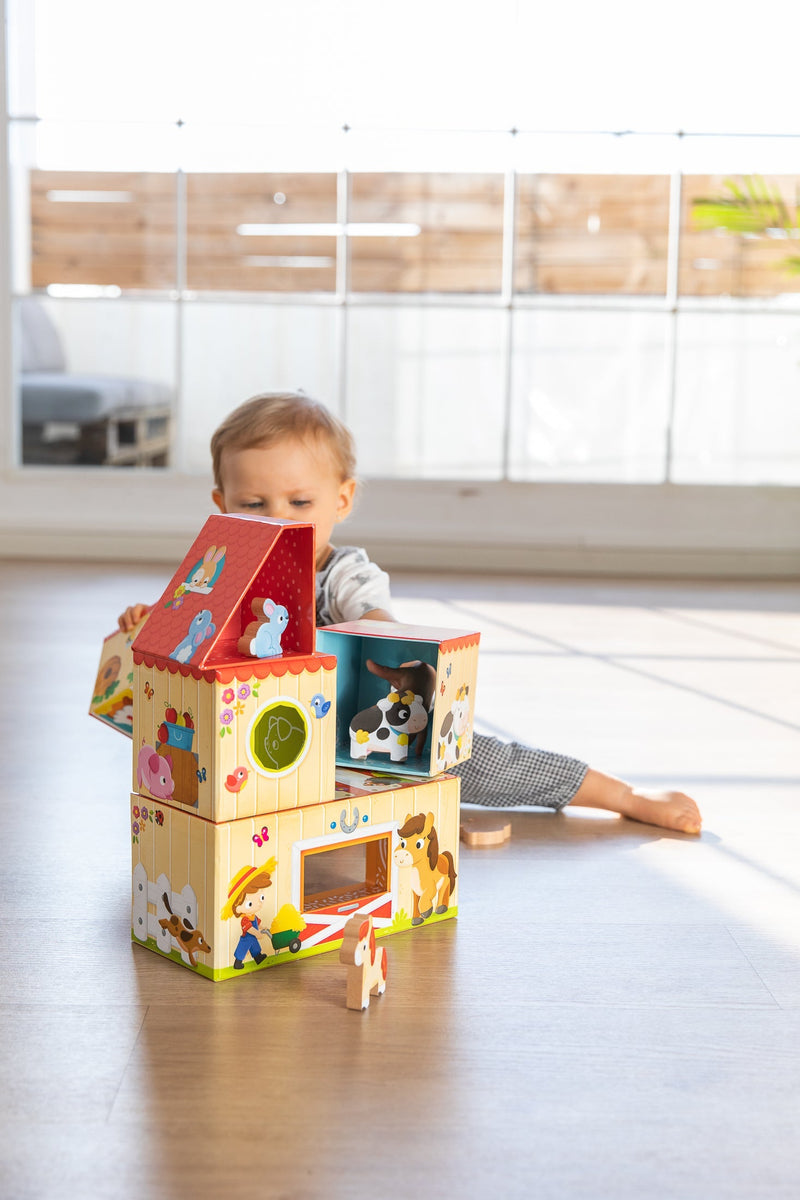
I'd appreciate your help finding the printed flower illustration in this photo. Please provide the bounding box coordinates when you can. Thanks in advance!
[220,709,234,726]
[233,701,245,716]
[237,684,251,701]
[222,687,235,704]
[141,806,149,823]
[133,805,141,819]
[132,820,140,837]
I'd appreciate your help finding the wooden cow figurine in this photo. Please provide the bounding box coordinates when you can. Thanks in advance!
[339,914,388,1010]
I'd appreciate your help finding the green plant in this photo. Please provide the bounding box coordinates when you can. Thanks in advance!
[691,174,800,276]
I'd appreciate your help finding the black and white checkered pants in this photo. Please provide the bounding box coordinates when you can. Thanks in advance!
[451,733,588,810]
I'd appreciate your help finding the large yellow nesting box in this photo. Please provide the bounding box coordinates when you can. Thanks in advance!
[131,770,460,981]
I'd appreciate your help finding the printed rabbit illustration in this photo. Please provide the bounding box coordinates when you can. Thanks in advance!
[186,544,226,593]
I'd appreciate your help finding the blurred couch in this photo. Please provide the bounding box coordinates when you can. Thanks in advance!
[19,297,173,466]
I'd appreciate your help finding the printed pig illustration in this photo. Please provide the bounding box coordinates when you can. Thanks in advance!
[137,744,175,800]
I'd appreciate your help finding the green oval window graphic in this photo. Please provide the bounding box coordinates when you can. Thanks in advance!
[248,698,311,778]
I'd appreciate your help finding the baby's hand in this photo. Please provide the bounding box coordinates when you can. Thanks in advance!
[119,603,151,632]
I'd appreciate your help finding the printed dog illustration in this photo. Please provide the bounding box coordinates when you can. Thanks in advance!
[158,892,212,967]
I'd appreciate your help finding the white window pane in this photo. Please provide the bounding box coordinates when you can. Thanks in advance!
[12,0,800,138]
[509,310,671,482]
[180,302,340,474]
[179,1,518,130]
[346,308,506,479]
[672,312,800,485]
[25,0,185,122]
[514,3,800,135]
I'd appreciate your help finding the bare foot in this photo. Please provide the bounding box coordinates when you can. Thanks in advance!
[621,788,702,835]
[571,770,702,834]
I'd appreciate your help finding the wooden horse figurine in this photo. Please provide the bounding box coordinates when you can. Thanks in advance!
[339,914,388,1010]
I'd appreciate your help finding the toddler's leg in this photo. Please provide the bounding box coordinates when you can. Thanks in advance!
[451,734,588,810]
[454,734,702,835]
[570,769,702,835]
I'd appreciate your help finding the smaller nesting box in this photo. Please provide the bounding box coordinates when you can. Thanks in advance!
[131,513,336,822]
[317,619,480,777]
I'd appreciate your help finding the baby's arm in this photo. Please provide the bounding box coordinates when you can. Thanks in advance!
[358,607,395,622]
[118,603,152,632]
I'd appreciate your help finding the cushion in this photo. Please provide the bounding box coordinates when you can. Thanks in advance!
[21,373,173,424]
[19,297,67,373]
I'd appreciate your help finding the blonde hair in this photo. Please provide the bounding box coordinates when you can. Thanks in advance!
[211,391,356,489]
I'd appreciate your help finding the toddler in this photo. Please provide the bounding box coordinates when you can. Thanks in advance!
[120,391,701,835]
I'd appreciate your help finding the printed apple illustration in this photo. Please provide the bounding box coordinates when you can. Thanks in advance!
[164,706,178,723]
[157,722,169,744]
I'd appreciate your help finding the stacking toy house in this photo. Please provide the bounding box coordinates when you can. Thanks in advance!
[120,512,479,981]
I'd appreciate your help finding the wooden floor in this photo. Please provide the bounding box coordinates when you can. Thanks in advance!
[1,560,799,1200]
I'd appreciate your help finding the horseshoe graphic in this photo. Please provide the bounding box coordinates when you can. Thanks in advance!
[340,807,360,834]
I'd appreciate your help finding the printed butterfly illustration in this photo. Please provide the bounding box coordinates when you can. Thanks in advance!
[446,663,452,677]
[144,682,154,699]
[196,767,207,783]
[252,826,270,847]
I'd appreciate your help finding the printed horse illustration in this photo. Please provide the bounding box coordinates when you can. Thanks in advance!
[339,914,388,1010]
[393,811,457,925]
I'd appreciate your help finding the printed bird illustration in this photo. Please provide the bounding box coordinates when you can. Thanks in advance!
[225,766,249,793]
[310,693,331,718]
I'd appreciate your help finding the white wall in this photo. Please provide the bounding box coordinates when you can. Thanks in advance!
[0,465,798,579]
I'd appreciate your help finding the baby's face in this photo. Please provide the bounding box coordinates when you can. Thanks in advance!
[213,437,355,568]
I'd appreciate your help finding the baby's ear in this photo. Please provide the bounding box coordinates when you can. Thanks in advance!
[211,489,227,514]
[336,477,357,522]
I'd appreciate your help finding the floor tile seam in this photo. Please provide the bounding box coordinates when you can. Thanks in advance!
[442,598,800,662]
[447,998,786,1013]
[725,926,788,1011]
[654,607,800,657]
[105,1003,150,1126]
[116,998,787,1014]
[0,1000,152,1011]
[478,648,800,664]
[443,600,800,732]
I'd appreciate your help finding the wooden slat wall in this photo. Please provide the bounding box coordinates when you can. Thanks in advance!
[516,174,670,294]
[29,169,800,297]
[681,174,800,297]
[186,172,338,294]
[349,172,504,293]
[31,171,177,290]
